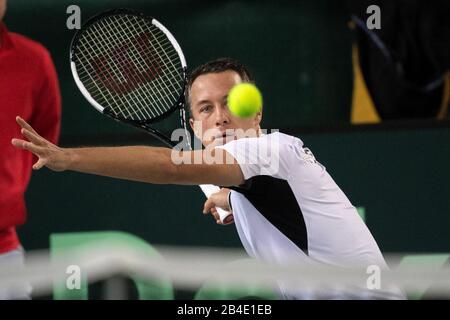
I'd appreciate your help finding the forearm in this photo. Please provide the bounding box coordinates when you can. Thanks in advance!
[67,146,176,184]
[12,116,244,186]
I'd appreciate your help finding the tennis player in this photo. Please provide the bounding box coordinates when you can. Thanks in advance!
[11,58,403,299]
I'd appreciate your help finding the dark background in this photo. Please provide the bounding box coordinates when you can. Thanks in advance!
[3,1,449,255]
[5,0,353,134]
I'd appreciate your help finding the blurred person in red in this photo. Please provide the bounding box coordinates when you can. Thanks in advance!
[0,0,61,299]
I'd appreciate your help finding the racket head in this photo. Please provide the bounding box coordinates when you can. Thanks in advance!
[70,9,187,125]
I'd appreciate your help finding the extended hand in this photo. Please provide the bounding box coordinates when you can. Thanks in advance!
[11,116,71,171]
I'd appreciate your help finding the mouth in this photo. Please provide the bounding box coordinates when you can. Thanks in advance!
[214,131,235,139]
[211,130,236,145]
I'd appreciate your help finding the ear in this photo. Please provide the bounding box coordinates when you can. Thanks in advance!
[189,117,201,140]
[254,109,262,127]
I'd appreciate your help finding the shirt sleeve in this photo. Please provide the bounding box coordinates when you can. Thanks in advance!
[30,48,61,144]
[215,132,298,181]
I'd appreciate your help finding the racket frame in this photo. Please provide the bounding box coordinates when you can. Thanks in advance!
[69,9,233,224]
[70,8,188,128]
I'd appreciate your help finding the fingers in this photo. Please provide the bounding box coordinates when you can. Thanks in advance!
[203,198,215,215]
[33,158,47,170]
[12,139,48,171]
[203,199,222,224]
[16,116,39,136]
[210,208,223,224]
[21,128,47,146]
[15,116,48,146]
[11,138,45,156]
[11,138,29,150]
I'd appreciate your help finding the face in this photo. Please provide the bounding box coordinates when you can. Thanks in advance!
[0,0,6,22]
[189,71,262,147]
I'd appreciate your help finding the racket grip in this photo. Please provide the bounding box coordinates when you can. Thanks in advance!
[199,184,234,225]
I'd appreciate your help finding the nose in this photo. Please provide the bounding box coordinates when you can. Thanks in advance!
[214,105,230,127]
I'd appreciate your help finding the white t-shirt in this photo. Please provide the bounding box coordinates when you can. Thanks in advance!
[216,132,404,299]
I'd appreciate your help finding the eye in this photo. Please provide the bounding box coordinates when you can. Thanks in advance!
[200,105,212,113]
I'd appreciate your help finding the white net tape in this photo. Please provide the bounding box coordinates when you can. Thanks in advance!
[0,243,449,299]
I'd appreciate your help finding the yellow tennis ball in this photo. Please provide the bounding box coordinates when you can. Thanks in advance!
[227,83,262,118]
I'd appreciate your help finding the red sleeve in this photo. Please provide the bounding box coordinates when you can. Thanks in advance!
[29,49,61,145]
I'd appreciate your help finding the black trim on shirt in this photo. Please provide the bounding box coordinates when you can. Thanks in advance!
[230,175,309,255]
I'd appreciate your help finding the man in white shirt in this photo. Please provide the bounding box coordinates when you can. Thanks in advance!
[11,57,403,299]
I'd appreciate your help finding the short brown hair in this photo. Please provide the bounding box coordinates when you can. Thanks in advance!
[185,58,253,115]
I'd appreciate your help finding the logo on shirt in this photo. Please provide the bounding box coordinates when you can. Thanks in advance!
[300,147,317,164]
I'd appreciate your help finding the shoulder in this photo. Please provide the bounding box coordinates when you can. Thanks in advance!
[260,131,303,147]
[216,131,303,180]
[226,131,303,152]
[9,32,49,55]
[9,31,52,63]
[9,32,57,87]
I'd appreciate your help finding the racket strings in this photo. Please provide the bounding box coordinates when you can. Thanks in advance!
[115,16,182,115]
[128,16,184,98]
[83,21,149,120]
[93,18,166,120]
[76,37,123,113]
[120,17,185,102]
[76,28,153,120]
[89,17,178,118]
[87,16,180,110]
[126,16,183,79]
[128,17,184,102]
[106,16,180,104]
[74,13,185,121]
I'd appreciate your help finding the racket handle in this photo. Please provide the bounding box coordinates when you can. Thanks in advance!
[199,185,234,225]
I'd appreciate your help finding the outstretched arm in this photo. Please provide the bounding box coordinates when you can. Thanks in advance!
[11,117,244,187]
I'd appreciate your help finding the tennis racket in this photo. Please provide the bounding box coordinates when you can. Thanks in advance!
[69,9,234,225]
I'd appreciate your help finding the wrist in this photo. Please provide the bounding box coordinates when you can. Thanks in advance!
[65,148,77,171]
